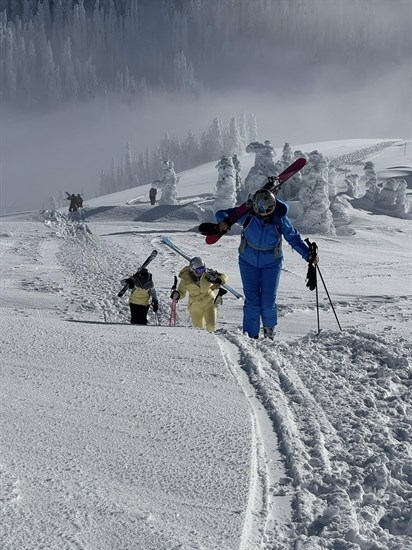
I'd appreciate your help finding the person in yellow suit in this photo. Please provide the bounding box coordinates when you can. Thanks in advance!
[171,257,228,332]
[123,268,158,325]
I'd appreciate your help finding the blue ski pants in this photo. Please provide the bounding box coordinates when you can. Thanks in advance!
[239,256,283,337]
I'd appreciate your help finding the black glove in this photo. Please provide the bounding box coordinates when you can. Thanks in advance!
[126,278,135,289]
[306,263,317,291]
[206,270,221,284]
[152,299,159,312]
[170,290,180,301]
[214,288,227,306]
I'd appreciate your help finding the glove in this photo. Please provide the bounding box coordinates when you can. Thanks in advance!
[152,299,159,312]
[214,288,227,306]
[206,270,221,284]
[170,290,180,301]
[218,217,233,233]
[306,263,317,291]
[126,277,135,289]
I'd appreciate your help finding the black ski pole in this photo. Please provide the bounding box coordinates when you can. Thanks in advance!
[316,265,342,332]
[305,239,321,333]
[169,275,178,327]
[314,264,320,334]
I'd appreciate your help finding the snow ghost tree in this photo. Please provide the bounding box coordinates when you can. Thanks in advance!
[299,150,335,235]
[328,165,338,198]
[330,195,356,235]
[363,161,379,203]
[394,179,411,218]
[232,154,242,195]
[242,140,279,201]
[158,160,178,205]
[345,174,360,198]
[281,142,293,169]
[279,149,307,201]
[213,156,237,214]
[376,179,398,210]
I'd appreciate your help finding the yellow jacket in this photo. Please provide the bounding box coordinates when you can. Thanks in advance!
[177,266,228,309]
[129,287,156,306]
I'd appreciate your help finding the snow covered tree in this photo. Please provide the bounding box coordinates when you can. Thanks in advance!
[212,156,237,214]
[224,117,243,156]
[278,149,307,201]
[394,179,411,218]
[281,142,293,169]
[243,140,279,201]
[345,174,360,198]
[299,150,335,235]
[376,179,397,210]
[327,165,338,198]
[247,114,258,142]
[158,160,178,205]
[232,153,242,195]
[330,195,356,235]
[363,161,379,203]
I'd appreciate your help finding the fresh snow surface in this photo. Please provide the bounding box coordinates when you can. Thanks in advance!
[1,139,411,550]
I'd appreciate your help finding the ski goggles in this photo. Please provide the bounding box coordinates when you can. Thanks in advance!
[194,266,206,274]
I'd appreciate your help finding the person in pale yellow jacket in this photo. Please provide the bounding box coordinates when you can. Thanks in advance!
[171,257,228,333]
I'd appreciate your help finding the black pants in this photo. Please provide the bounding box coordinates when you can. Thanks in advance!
[129,303,149,325]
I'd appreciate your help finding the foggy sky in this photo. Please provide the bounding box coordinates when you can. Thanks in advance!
[0,0,411,214]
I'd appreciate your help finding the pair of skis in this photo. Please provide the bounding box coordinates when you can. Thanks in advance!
[198,157,307,244]
[161,236,243,299]
[117,249,158,297]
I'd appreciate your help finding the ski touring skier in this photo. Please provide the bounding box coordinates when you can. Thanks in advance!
[215,189,318,339]
[122,268,158,325]
[67,193,78,212]
[171,257,228,333]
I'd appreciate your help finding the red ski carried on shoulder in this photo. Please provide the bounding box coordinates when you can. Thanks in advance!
[199,157,307,245]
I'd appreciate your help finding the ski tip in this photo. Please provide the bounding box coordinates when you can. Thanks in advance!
[205,234,222,245]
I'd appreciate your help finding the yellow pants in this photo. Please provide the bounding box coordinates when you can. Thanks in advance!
[188,303,217,332]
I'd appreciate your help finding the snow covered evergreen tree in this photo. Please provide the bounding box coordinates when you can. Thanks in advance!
[279,149,307,201]
[345,174,360,198]
[363,161,379,203]
[232,154,242,195]
[281,142,293,169]
[376,179,397,210]
[299,150,335,235]
[330,195,356,236]
[224,117,243,156]
[212,156,237,214]
[243,140,278,200]
[394,179,411,218]
[327,165,338,198]
[158,160,178,205]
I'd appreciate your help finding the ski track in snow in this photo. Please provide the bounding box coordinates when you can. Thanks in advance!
[1,156,412,550]
[219,329,412,549]
[44,214,412,549]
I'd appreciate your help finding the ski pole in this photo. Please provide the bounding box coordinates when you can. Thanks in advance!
[169,275,178,327]
[316,265,342,332]
[314,265,320,334]
[305,238,320,332]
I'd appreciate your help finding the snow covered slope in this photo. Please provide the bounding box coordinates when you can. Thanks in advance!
[1,138,411,549]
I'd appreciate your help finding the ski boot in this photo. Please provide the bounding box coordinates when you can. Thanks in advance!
[263,327,275,340]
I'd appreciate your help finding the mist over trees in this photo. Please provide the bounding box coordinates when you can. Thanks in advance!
[1,0,409,110]
[99,113,258,195]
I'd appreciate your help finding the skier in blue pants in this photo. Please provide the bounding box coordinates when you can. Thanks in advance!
[215,189,317,339]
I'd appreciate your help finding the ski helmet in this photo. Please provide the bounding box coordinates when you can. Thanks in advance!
[252,189,276,216]
[189,256,206,275]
